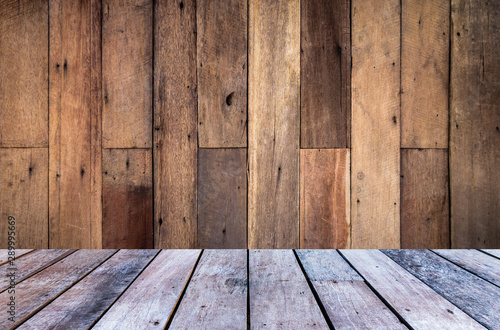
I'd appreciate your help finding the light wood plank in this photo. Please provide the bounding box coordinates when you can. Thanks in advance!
[248,0,300,249]
[482,250,500,259]
[0,250,33,266]
[197,0,247,147]
[351,0,400,248]
[94,250,200,329]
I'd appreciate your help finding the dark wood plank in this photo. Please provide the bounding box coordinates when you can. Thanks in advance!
[154,0,197,249]
[102,0,153,148]
[300,149,350,249]
[0,250,33,266]
[249,250,329,328]
[0,0,48,148]
[0,149,48,248]
[248,0,300,249]
[341,250,483,329]
[450,0,500,248]
[351,0,400,248]
[19,250,157,329]
[383,249,500,329]
[401,149,449,248]
[300,0,350,148]
[169,250,247,329]
[197,0,247,147]
[94,250,200,329]
[102,149,153,249]
[198,149,247,248]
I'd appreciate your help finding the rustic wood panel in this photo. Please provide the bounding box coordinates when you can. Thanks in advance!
[0,149,48,248]
[0,250,33,266]
[300,149,350,249]
[248,0,300,249]
[450,0,500,248]
[198,149,247,249]
[94,250,199,329]
[351,0,401,249]
[301,0,350,148]
[102,149,153,249]
[401,0,449,148]
[154,0,197,249]
[0,0,48,148]
[197,0,247,147]
[482,250,500,259]
[401,149,449,248]
[102,0,152,148]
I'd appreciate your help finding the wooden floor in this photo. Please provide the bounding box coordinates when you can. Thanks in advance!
[2,249,500,329]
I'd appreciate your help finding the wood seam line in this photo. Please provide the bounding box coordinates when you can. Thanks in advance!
[246,249,250,329]
[447,0,452,248]
[47,0,51,250]
[478,249,500,261]
[0,250,35,267]
[13,249,120,328]
[151,0,156,252]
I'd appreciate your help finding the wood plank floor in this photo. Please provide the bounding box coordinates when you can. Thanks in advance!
[2,249,499,329]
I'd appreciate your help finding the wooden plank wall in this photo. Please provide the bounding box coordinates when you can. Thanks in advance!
[0,0,498,249]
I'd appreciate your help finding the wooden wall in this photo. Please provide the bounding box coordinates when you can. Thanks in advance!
[0,0,498,249]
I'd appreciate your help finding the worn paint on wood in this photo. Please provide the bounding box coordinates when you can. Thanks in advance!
[300,149,350,249]
[351,0,401,249]
[198,149,247,249]
[102,149,153,249]
[248,0,300,249]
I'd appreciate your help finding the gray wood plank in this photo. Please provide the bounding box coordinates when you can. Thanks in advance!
[482,250,500,259]
[0,249,33,266]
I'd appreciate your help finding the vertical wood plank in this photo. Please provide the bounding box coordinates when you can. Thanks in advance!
[401,149,449,248]
[0,149,48,248]
[102,0,153,148]
[300,0,350,148]
[197,0,247,147]
[0,0,48,147]
[450,0,500,248]
[154,0,197,249]
[401,0,449,148]
[198,149,247,249]
[248,0,300,249]
[102,149,153,249]
[300,149,350,249]
[351,0,400,249]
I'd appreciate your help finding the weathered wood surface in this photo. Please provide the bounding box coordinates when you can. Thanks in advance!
[94,250,200,329]
[401,149,449,248]
[198,149,247,249]
[0,250,32,265]
[300,0,350,148]
[170,250,247,329]
[351,0,400,249]
[102,0,153,149]
[249,250,329,329]
[300,149,350,249]
[0,149,48,248]
[248,0,300,249]
[482,250,500,259]
[154,0,197,249]
[102,148,153,249]
[450,0,500,248]
[341,250,484,329]
[401,0,449,148]
[197,0,247,148]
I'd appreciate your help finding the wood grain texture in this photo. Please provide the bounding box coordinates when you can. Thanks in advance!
[20,250,157,330]
[94,250,200,329]
[450,0,500,248]
[401,0,449,148]
[103,149,153,249]
[341,250,484,329]
[102,0,152,148]
[0,149,48,248]
[301,0,350,148]
[383,249,500,329]
[249,250,329,329]
[401,149,449,248]
[0,0,48,147]
[482,250,500,259]
[351,0,400,249]
[300,149,350,249]
[198,149,247,249]
[49,0,102,249]
[170,250,247,329]
[197,0,247,147]
[0,250,33,266]
[154,0,197,249]
[248,0,300,249]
